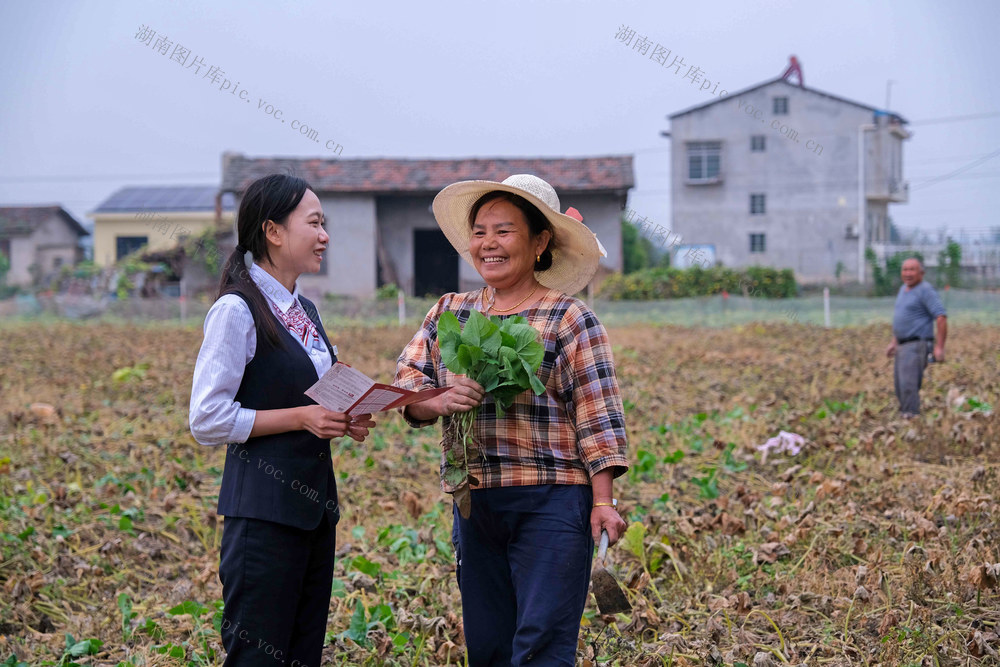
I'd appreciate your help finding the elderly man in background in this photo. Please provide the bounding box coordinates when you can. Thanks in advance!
[886,257,948,417]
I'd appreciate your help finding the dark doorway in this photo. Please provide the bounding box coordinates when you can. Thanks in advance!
[413,229,458,297]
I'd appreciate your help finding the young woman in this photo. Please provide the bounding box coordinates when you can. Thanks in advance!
[395,174,628,666]
[189,174,374,666]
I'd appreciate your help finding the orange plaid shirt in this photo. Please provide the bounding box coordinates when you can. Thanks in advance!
[394,289,629,491]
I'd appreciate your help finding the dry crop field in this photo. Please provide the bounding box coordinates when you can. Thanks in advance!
[1,321,998,666]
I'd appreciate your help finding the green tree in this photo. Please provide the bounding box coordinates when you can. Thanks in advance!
[0,251,12,298]
[866,248,924,296]
[622,220,659,274]
[937,239,962,287]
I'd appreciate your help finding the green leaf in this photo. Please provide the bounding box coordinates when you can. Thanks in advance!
[369,603,395,630]
[346,600,369,645]
[520,358,547,395]
[139,618,164,640]
[479,327,502,357]
[118,593,135,640]
[167,600,209,618]
[438,312,465,374]
[505,321,539,351]
[622,522,647,562]
[456,344,484,372]
[391,631,410,652]
[349,555,382,578]
[438,311,461,341]
[499,330,517,349]
[478,364,501,393]
[442,465,467,487]
[331,577,347,599]
[663,449,685,464]
[460,310,497,349]
[68,638,103,657]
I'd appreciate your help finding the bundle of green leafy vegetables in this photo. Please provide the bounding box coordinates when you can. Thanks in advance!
[437,309,547,517]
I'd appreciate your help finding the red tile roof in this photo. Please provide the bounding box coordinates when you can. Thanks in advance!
[221,154,634,195]
[0,206,89,237]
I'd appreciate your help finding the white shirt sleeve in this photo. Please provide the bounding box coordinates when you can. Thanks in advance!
[189,295,258,446]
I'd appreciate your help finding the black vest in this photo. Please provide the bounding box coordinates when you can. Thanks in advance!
[217,291,340,530]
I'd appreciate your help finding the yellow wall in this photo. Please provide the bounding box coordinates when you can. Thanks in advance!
[91,211,234,266]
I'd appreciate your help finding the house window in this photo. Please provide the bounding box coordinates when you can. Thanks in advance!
[751,135,766,152]
[750,194,766,215]
[773,97,789,115]
[687,141,721,182]
[116,236,148,260]
[0,239,9,261]
[53,257,64,269]
[750,233,766,253]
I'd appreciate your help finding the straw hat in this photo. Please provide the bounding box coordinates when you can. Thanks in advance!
[432,174,607,296]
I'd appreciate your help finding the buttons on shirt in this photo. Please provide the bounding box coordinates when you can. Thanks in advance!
[318,452,326,460]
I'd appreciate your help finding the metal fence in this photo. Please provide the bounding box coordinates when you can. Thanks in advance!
[3,289,997,329]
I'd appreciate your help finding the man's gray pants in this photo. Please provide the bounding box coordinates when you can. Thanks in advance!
[894,340,932,415]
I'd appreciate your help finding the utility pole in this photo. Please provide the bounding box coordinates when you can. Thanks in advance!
[857,123,877,284]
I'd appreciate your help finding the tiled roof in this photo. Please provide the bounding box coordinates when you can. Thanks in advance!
[0,206,89,237]
[93,186,235,213]
[669,77,908,124]
[221,155,634,195]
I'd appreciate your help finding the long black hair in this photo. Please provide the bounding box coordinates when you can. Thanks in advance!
[217,174,313,346]
[468,191,557,271]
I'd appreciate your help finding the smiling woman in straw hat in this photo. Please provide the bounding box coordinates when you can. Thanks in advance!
[394,174,629,666]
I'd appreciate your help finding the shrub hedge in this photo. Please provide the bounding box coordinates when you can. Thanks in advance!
[599,265,797,300]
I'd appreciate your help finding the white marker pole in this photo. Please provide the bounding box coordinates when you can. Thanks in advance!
[397,289,405,326]
[823,287,831,328]
[180,275,187,325]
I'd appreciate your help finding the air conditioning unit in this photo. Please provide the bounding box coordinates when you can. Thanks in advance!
[845,223,859,239]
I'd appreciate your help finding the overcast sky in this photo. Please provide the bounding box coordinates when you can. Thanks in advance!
[1,0,998,240]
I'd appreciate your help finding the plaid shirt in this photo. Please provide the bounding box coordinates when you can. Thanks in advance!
[394,289,628,491]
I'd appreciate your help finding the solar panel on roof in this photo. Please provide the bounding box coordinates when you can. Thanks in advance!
[94,185,230,212]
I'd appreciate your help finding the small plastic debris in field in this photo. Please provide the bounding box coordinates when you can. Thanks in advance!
[756,430,806,463]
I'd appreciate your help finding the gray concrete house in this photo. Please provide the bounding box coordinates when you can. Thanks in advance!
[221,154,634,298]
[0,206,89,287]
[667,68,910,283]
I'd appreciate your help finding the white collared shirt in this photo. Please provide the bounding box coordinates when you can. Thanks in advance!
[188,263,334,446]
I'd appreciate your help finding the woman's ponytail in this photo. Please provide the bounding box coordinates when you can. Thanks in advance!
[216,174,313,347]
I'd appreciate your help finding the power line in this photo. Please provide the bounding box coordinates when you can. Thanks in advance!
[908,111,1000,126]
[0,172,219,184]
[911,148,1000,190]
[907,151,1000,165]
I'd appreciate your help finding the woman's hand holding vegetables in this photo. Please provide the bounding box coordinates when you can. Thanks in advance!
[437,377,485,417]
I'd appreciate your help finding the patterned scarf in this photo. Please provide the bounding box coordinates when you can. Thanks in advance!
[270,299,320,347]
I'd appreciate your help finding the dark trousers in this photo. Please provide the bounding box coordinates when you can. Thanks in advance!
[452,484,594,667]
[894,339,932,415]
[219,515,336,667]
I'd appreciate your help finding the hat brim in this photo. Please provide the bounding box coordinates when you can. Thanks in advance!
[432,180,604,296]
